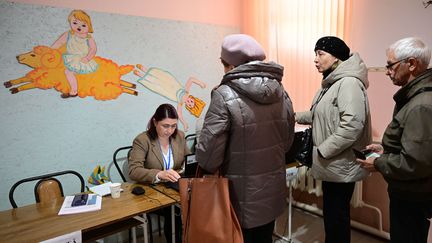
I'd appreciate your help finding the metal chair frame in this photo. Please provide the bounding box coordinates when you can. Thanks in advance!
[113,145,132,183]
[9,170,85,208]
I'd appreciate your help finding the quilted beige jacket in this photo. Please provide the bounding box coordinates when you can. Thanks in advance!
[296,53,372,182]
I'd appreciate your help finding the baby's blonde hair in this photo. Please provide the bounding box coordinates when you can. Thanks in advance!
[185,95,206,118]
[68,10,93,33]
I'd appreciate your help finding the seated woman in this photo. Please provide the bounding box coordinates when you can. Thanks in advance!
[128,103,190,242]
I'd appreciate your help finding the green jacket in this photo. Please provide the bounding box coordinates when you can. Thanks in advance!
[375,68,432,201]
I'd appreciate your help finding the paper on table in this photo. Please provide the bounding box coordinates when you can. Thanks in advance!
[58,194,101,215]
[89,182,123,196]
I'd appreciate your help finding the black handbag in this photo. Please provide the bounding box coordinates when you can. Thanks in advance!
[286,84,334,167]
[286,127,313,167]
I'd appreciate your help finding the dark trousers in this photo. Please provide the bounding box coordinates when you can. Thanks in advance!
[322,181,355,243]
[162,207,182,243]
[242,220,275,243]
[389,194,432,243]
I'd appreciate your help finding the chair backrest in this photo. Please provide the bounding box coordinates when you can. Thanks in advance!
[9,170,85,208]
[113,146,133,183]
[36,178,63,206]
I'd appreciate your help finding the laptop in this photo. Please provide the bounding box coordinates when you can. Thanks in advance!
[183,153,198,177]
[163,153,198,191]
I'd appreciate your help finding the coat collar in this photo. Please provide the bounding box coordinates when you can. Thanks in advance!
[149,139,164,169]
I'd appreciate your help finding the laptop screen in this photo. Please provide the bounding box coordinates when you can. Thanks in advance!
[163,154,198,191]
[184,153,198,177]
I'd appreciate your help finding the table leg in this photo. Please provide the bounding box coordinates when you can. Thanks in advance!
[273,176,295,243]
[133,213,149,243]
[132,227,137,243]
[288,180,293,242]
[171,205,175,243]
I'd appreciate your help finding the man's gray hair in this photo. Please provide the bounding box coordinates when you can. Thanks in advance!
[387,37,431,67]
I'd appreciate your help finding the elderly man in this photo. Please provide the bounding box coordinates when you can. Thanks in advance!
[357,37,432,243]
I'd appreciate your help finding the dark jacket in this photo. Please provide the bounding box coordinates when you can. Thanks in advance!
[375,68,432,201]
[196,61,295,228]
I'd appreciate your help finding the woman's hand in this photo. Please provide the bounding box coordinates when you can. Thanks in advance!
[356,143,383,172]
[356,156,377,172]
[157,169,181,182]
[366,144,384,154]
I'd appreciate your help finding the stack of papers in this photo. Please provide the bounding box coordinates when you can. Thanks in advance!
[58,194,102,215]
[88,182,123,196]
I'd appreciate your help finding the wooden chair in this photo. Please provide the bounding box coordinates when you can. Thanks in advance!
[9,170,85,208]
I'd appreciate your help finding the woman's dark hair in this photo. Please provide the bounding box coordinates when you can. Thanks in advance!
[147,103,179,140]
[221,58,230,68]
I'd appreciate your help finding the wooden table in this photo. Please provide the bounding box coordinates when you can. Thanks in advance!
[150,184,180,202]
[149,183,181,243]
[0,183,176,243]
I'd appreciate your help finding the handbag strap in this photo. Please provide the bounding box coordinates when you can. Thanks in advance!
[194,165,221,178]
[184,179,193,243]
[310,83,334,120]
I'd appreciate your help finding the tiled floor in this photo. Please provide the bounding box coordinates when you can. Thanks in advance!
[273,207,389,243]
[143,206,389,243]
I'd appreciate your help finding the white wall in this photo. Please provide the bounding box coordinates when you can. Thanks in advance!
[347,0,432,233]
[350,0,432,140]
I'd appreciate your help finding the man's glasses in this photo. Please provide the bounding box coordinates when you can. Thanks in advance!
[385,57,409,71]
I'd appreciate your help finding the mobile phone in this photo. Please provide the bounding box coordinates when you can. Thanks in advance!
[352,148,369,160]
[71,194,88,207]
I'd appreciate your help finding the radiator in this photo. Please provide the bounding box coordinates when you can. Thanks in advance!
[292,166,363,208]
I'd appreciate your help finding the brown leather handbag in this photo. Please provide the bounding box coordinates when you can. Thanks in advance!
[179,169,243,243]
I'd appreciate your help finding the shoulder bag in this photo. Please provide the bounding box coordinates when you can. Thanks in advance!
[178,168,243,243]
[286,85,333,167]
[286,127,313,167]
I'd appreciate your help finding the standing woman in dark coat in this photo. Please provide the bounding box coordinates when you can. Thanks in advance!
[196,34,295,243]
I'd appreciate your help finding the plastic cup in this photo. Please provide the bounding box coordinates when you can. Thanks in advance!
[109,183,122,199]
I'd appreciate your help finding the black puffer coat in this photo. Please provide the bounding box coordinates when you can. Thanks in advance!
[196,61,295,228]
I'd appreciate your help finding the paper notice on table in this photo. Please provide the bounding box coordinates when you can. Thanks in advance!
[58,194,101,215]
[39,230,81,243]
[88,182,123,196]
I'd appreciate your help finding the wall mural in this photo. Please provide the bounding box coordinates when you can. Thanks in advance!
[2,9,207,129]
[4,45,137,100]
[134,64,206,131]
[0,2,234,211]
